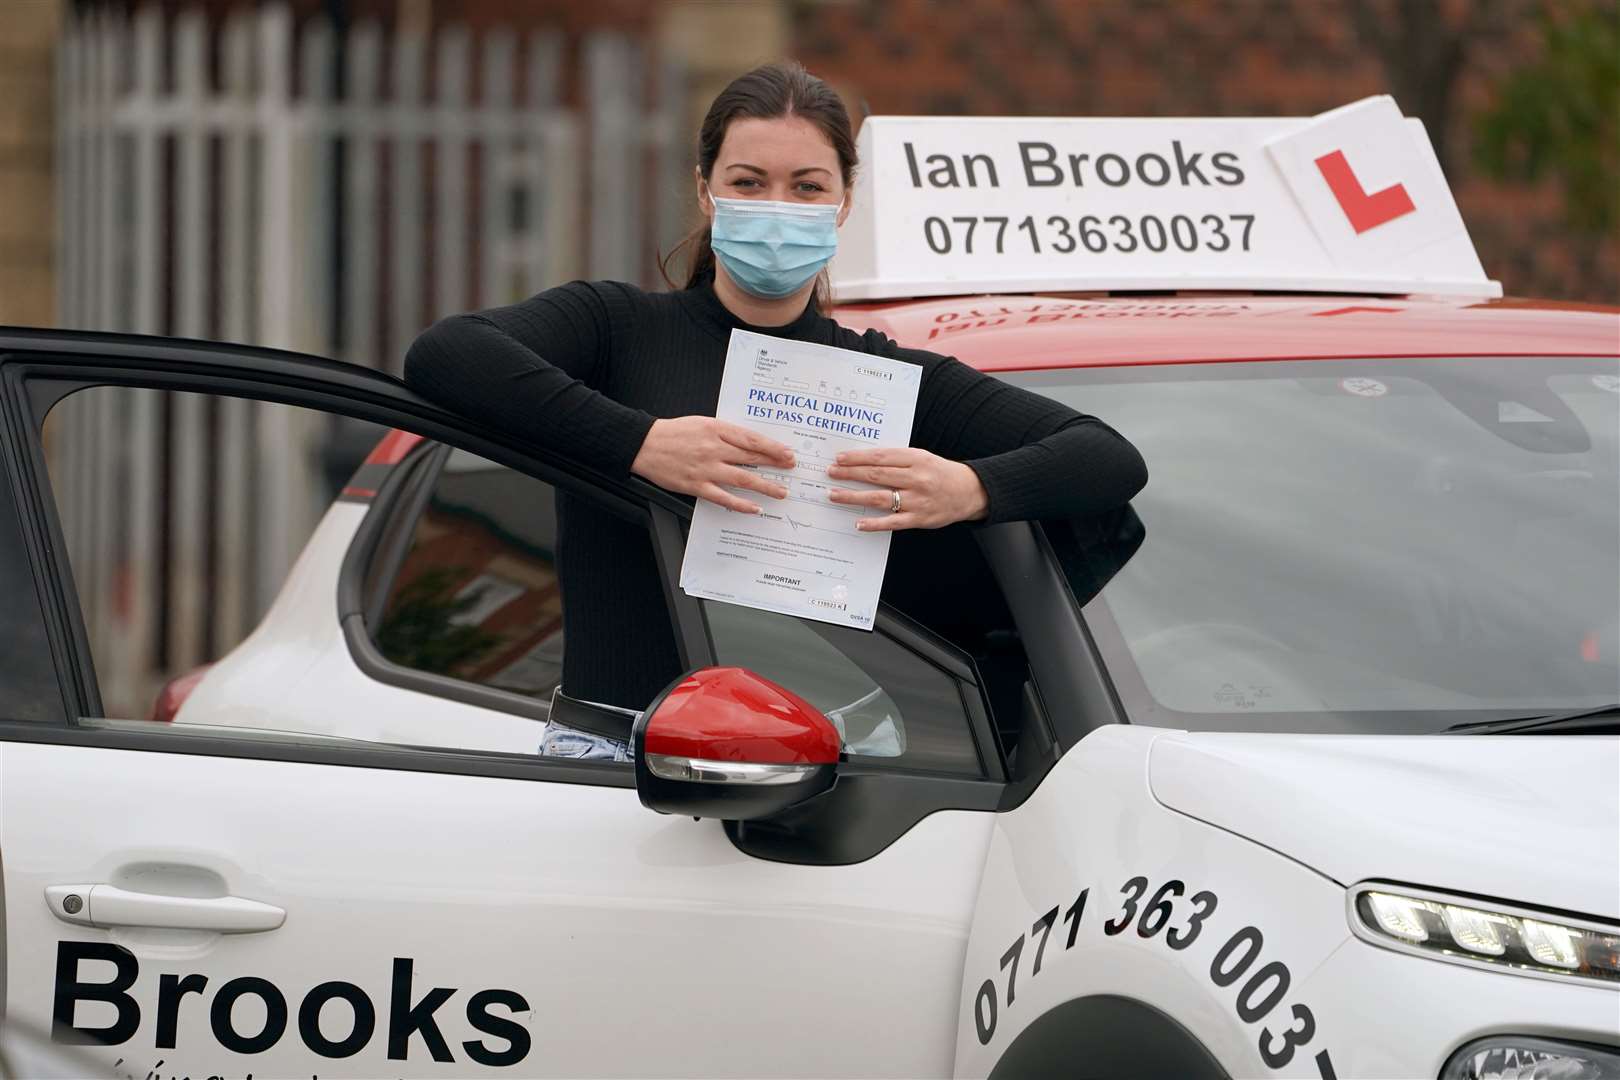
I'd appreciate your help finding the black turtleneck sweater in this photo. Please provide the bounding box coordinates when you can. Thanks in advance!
[404,279,1147,708]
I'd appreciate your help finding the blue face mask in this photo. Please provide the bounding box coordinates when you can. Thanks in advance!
[709,196,842,300]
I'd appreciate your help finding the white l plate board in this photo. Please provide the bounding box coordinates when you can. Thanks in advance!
[830,97,1500,301]
[1262,96,1485,279]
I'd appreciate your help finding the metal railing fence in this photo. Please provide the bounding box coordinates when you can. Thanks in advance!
[52,5,688,715]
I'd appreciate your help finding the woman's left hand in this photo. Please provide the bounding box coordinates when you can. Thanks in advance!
[827,447,989,531]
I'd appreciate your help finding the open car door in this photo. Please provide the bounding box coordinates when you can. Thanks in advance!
[0,330,999,1078]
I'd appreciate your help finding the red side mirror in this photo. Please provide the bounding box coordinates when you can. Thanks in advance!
[632,667,840,821]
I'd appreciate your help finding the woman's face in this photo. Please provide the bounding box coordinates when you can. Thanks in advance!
[700,115,852,227]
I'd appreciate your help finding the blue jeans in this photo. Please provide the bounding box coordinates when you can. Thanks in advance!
[538,720,633,762]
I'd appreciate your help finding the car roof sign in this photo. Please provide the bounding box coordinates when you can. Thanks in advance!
[829,95,1502,302]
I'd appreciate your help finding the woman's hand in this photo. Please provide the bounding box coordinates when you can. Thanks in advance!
[827,447,989,531]
[631,416,795,513]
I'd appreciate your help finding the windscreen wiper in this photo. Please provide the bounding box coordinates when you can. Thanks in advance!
[1444,704,1620,735]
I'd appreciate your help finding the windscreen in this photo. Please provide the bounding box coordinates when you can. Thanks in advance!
[1012,358,1620,734]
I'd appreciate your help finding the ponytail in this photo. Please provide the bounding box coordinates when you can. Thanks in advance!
[658,224,715,290]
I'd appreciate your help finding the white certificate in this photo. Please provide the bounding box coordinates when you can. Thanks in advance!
[679,329,921,630]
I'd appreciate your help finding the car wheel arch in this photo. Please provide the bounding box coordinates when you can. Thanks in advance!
[986,994,1229,1080]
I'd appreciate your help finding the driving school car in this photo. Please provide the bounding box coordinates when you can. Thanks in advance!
[5,98,1618,1080]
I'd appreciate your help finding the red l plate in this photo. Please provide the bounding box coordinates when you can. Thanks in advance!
[1314,149,1416,234]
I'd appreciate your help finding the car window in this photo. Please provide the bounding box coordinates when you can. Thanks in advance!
[38,386,668,765]
[42,386,388,723]
[702,600,987,777]
[0,418,65,724]
[41,384,988,774]
[1013,357,1620,734]
[364,451,988,775]
[370,449,566,706]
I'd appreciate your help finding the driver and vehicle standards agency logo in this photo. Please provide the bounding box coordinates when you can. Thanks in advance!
[1340,377,1389,397]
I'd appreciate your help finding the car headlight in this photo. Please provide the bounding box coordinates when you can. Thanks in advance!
[1349,884,1620,985]
[1441,1036,1620,1079]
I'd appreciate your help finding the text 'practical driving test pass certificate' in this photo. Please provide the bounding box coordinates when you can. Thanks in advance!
[680,329,921,630]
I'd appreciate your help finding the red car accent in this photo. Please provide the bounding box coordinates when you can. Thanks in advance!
[831,295,1620,371]
[643,667,841,766]
[1311,306,1402,317]
[363,429,425,466]
[1314,149,1417,234]
[148,663,214,723]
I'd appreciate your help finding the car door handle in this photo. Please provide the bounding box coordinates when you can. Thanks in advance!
[46,884,285,934]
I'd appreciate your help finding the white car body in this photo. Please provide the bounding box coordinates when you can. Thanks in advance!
[954,729,1619,1078]
[12,721,1615,1078]
[163,473,1620,1077]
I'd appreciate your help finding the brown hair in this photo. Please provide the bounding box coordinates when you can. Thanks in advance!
[659,61,858,304]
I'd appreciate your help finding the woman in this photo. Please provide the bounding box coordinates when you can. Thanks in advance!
[404,61,1147,757]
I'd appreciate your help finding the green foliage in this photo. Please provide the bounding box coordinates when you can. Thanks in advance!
[1474,2,1620,235]
[376,566,504,676]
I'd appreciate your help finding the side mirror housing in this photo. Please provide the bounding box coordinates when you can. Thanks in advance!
[632,667,840,821]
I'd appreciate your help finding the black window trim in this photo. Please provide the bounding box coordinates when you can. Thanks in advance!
[976,520,1128,753]
[0,714,637,787]
[650,504,716,670]
[0,364,81,722]
[359,440,446,628]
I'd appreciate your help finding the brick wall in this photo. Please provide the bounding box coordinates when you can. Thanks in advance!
[0,0,62,328]
[792,0,1618,304]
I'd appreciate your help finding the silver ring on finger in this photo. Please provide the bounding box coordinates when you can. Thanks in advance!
[890,489,903,513]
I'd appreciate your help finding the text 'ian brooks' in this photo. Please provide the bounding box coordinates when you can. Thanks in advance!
[903,141,1245,190]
